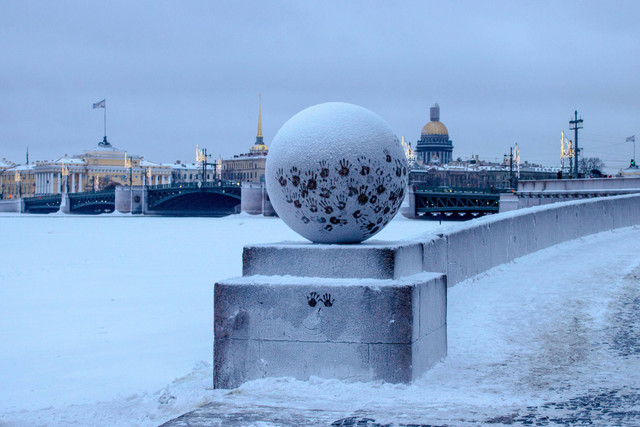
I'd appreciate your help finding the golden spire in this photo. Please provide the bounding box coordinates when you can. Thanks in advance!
[257,94,263,139]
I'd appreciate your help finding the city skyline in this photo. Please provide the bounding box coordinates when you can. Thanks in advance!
[1,1,638,170]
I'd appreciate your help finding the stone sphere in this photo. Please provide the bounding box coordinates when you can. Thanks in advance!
[266,102,409,243]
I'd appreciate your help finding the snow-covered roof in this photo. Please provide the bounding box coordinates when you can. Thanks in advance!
[54,156,85,165]
[172,162,199,170]
[412,163,560,173]
[3,164,35,172]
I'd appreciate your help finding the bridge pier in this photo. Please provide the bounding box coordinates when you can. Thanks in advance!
[115,186,146,214]
[240,183,264,215]
[0,198,25,213]
[240,182,276,216]
[400,185,417,219]
[59,193,70,214]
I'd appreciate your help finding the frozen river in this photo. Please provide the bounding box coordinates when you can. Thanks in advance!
[1,213,639,426]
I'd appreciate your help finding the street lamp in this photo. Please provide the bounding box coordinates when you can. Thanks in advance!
[61,164,70,193]
[196,145,217,186]
[14,169,21,198]
[124,152,133,187]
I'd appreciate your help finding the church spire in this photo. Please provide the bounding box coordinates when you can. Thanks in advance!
[256,94,263,144]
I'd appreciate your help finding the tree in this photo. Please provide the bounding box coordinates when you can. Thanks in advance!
[98,175,117,191]
[579,157,605,175]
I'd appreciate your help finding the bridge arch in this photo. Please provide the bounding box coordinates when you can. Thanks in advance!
[147,188,241,216]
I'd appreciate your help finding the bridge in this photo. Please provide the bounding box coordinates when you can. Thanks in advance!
[65,189,116,214]
[6,182,243,216]
[22,194,62,214]
[407,186,501,220]
[143,182,242,216]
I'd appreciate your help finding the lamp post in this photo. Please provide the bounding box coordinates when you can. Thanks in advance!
[15,169,21,198]
[124,153,133,187]
[61,164,70,193]
[569,110,583,178]
[196,145,218,186]
[124,152,134,211]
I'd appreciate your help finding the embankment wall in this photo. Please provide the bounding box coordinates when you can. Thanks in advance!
[427,193,640,286]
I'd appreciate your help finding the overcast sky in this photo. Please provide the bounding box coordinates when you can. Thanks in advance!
[1,1,638,170]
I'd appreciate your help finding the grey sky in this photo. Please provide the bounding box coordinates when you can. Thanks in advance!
[1,1,638,170]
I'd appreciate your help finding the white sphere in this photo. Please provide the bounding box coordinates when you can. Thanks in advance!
[266,102,409,243]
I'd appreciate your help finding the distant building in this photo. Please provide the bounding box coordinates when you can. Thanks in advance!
[415,103,454,165]
[619,159,640,177]
[0,164,35,199]
[221,98,268,183]
[0,137,172,198]
[410,157,559,190]
[171,160,219,185]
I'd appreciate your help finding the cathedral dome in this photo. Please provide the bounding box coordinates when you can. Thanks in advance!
[420,103,449,136]
[421,121,449,136]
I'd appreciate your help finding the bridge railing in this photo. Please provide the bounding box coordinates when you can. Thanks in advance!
[147,181,241,190]
[412,185,506,194]
[68,188,115,198]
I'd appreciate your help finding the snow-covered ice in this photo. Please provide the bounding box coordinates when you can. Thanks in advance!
[1,212,639,426]
[0,213,441,425]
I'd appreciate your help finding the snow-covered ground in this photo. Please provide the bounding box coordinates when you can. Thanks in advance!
[1,212,639,426]
[0,212,444,426]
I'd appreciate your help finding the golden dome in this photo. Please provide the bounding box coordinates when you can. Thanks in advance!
[421,121,449,136]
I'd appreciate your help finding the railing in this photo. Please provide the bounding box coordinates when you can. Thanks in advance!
[68,189,115,211]
[146,180,240,190]
[412,185,506,195]
[23,194,62,212]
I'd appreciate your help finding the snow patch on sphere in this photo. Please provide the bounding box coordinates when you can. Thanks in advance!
[266,102,409,243]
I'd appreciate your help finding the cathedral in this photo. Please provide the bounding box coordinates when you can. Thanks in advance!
[415,103,454,165]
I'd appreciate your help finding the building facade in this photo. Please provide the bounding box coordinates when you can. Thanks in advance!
[410,163,559,190]
[221,98,268,183]
[415,103,454,165]
[0,164,35,199]
[1,138,173,198]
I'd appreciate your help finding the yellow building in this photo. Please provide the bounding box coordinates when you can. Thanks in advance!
[31,138,172,195]
[0,164,36,199]
[221,98,269,183]
[2,139,173,198]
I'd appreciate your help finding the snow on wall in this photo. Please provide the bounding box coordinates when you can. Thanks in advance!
[421,193,640,286]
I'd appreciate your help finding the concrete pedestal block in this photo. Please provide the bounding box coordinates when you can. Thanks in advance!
[214,272,447,389]
[243,241,423,279]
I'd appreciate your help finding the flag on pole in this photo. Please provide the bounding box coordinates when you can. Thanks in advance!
[627,135,635,143]
[93,99,106,109]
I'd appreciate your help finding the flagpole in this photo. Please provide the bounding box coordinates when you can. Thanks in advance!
[104,100,107,139]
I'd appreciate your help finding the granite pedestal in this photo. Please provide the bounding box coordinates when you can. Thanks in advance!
[214,242,447,389]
